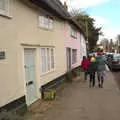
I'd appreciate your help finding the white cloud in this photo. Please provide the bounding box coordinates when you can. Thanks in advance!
[86,15,120,40]
[92,16,119,39]
[60,0,111,9]
[102,28,120,39]
[98,28,120,43]
[92,16,108,27]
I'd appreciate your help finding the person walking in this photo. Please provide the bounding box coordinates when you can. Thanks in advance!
[88,56,97,88]
[96,53,106,88]
[81,56,90,82]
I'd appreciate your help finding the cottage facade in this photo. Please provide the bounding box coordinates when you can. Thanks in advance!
[0,0,86,113]
[64,22,81,70]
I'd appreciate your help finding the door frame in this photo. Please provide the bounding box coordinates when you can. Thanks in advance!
[66,47,72,71]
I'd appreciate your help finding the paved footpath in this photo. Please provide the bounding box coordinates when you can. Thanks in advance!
[25,71,120,120]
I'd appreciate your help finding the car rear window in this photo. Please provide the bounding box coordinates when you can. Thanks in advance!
[107,54,113,58]
[113,54,120,59]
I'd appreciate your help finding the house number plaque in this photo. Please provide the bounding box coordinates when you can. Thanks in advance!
[0,51,5,59]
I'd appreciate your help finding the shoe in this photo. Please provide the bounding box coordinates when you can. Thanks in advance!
[98,84,101,88]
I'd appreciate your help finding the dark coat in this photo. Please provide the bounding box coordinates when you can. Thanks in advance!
[96,56,106,71]
[88,61,97,72]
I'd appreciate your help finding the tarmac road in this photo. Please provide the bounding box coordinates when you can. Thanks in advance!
[111,70,120,89]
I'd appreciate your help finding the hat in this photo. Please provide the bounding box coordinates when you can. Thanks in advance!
[83,56,86,59]
[90,57,96,62]
[97,52,103,55]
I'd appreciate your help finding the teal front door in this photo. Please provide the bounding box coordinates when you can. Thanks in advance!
[24,48,37,105]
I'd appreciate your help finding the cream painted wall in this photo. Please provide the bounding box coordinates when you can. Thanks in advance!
[0,0,25,107]
[0,0,66,107]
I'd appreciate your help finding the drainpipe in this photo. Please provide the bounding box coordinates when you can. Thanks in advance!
[85,19,89,55]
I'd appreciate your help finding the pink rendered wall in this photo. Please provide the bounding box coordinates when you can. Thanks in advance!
[63,23,81,70]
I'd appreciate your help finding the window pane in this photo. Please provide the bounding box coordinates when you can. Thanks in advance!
[44,17,49,29]
[40,47,54,73]
[47,48,50,71]
[51,48,54,69]
[71,28,77,39]
[49,19,53,29]
[75,31,77,38]
[39,16,44,28]
[39,15,53,30]
[41,48,47,72]
[72,49,77,64]
[0,0,6,10]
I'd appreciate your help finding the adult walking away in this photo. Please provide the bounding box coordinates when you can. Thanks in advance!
[81,56,90,82]
[96,53,106,88]
[88,56,97,88]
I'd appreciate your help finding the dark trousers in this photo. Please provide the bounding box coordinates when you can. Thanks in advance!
[89,72,95,87]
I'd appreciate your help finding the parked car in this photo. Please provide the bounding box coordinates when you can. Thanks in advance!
[107,54,120,70]
[105,53,113,65]
[102,54,107,63]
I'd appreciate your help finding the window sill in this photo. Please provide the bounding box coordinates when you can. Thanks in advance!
[40,69,55,77]
[38,26,53,31]
[0,13,12,19]
[71,35,77,39]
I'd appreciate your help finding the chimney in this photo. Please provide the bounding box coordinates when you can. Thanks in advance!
[64,1,68,11]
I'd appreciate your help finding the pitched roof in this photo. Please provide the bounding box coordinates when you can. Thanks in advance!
[29,0,86,38]
[30,0,70,19]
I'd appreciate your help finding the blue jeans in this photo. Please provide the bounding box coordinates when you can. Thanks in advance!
[97,71,106,87]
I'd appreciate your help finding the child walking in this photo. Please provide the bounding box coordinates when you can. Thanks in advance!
[88,56,97,88]
[81,56,90,82]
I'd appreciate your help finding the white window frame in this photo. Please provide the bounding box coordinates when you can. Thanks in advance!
[50,48,55,69]
[0,0,9,16]
[39,15,54,30]
[40,47,55,74]
[41,48,47,73]
[72,49,77,64]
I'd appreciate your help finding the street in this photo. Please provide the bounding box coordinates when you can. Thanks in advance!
[112,70,120,89]
[24,70,120,120]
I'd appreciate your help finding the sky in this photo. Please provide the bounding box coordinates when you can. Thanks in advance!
[60,0,120,41]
